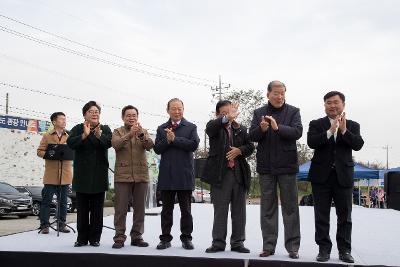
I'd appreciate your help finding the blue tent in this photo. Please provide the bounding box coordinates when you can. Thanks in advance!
[297,161,311,180]
[297,161,381,181]
[379,167,400,178]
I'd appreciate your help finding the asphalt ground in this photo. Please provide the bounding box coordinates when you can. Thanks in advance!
[0,207,115,236]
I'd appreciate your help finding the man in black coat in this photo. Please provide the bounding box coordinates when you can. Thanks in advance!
[308,91,364,263]
[202,100,254,253]
[154,98,200,250]
[249,81,302,259]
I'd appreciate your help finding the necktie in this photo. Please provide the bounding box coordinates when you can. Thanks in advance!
[226,124,235,168]
[171,122,178,131]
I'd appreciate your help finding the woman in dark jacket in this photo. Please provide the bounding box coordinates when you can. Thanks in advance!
[67,101,112,247]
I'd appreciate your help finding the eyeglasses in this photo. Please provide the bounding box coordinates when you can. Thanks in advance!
[88,110,100,115]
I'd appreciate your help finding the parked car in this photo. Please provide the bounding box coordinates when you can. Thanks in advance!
[192,187,211,203]
[15,186,72,216]
[0,182,32,218]
[154,187,211,206]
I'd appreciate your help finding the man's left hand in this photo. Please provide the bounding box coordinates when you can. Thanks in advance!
[265,116,278,131]
[164,128,175,143]
[339,112,347,133]
[226,146,242,161]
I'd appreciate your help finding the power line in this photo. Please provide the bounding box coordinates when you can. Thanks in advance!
[0,81,166,118]
[0,53,212,118]
[0,13,216,85]
[0,52,159,104]
[0,81,208,126]
[0,25,212,87]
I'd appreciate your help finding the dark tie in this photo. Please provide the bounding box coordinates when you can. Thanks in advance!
[226,124,235,168]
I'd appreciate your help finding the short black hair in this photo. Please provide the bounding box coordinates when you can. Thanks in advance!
[215,100,231,114]
[267,80,286,92]
[50,112,65,123]
[121,105,139,117]
[167,98,184,110]
[82,101,101,116]
[323,91,345,102]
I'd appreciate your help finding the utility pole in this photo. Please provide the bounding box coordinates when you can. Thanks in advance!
[5,93,9,114]
[204,131,207,153]
[383,145,390,170]
[211,75,230,101]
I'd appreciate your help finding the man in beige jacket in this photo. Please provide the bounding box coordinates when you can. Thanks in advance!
[112,105,154,249]
[37,112,73,234]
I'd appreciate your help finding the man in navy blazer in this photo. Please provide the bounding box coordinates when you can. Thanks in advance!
[308,91,364,263]
[154,98,200,250]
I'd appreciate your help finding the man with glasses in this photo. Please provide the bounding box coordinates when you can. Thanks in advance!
[111,105,154,249]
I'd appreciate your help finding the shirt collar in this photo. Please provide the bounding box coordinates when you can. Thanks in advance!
[171,120,181,125]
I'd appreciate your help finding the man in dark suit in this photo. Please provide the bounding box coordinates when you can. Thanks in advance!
[249,81,303,259]
[154,98,200,250]
[308,91,364,263]
[202,100,254,253]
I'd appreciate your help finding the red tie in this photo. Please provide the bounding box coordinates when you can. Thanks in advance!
[226,124,235,168]
[171,122,178,131]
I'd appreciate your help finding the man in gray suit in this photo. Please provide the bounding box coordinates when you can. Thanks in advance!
[249,81,302,259]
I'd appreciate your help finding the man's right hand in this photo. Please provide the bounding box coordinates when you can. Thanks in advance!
[164,128,175,143]
[130,122,141,138]
[260,116,270,132]
[329,117,339,134]
[227,103,240,122]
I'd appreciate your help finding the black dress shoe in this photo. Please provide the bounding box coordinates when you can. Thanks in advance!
[316,252,330,262]
[289,251,299,259]
[182,240,194,250]
[131,239,149,247]
[156,241,171,250]
[259,250,275,257]
[90,241,100,247]
[112,242,124,249]
[205,245,225,253]
[231,246,250,253]
[74,241,87,247]
[339,252,354,263]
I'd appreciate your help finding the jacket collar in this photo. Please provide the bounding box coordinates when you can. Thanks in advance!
[48,128,67,136]
[231,120,240,129]
[266,101,286,112]
[323,116,332,130]
[116,126,127,135]
[166,118,188,127]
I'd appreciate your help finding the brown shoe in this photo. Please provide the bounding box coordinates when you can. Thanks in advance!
[112,242,124,249]
[40,227,49,234]
[259,250,275,257]
[131,239,149,247]
[58,225,71,233]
